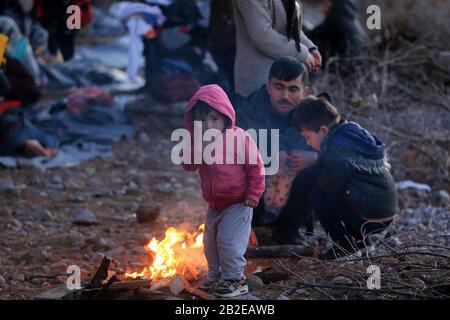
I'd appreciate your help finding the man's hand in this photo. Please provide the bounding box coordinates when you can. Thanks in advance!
[310,49,322,70]
[244,199,258,208]
[290,151,318,173]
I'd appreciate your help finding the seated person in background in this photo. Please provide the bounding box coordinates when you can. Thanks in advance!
[0,109,58,158]
[292,96,398,260]
[305,0,365,69]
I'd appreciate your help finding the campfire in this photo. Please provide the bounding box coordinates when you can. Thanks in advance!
[125,224,207,281]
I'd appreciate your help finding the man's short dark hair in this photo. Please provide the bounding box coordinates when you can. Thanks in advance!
[269,57,309,85]
[293,96,341,132]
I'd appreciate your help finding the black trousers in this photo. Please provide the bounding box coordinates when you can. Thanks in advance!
[309,187,391,244]
[275,164,391,242]
[276,164,320,235]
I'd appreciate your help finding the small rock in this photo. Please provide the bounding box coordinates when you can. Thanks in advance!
[136,204,160,224]
[51,175,63,185]
[72,210,98,226]
[32,247,50,261]
[0,177,16,195]
[246,274,264,290]
[123,202,139,212]
[332,276,353,286]
[39,266,52,274]
[0,275,7,287]
[92,252,106,265]
[435,190,449,205]
[168,275,185,295]
[8,218,23,231]
[51,261,68,272]
[125,182,139,194]
[277,294,289,300]
[137,233,153,245]
[414,278,427,289]
[70,196,85,204]
[138,132,151,145]
[11,272,25,282]
[132,246,148,255]
[154,182,173,194]
[106,247,123,259]
[86,236,114,251]
[32,208,55,221]
[111,177,124,184]
[295,288,307,295]
[229,294,262,300]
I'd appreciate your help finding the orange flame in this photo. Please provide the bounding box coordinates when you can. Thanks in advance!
[125,224,206,280]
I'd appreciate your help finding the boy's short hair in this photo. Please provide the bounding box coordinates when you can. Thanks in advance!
[269,57,309,85]
[293,95,341,132]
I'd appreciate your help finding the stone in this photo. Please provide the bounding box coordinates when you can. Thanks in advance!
[51,261,68,272]
[11,272,25,282]
[137,232,153,245]
[246,274,264,290]
[70,196,85,204]
[295,288,307,295]
[106,247,123,259]
[123,202,139,212]
[8,218,23,232]
[111,177,124,184]
[125,182,139,194]
[277,294,290,300]
[168,275,185,295]
[435,190,449,205]
[34,285,72,300]
[86,236,114,251]
[72,210,98,226]
[33,208,55,221]
[0,177,15,193]
[332,276,353,286]
[92,252,106,265]
[154,182,173,194]
[227,294,262,300]
[51,175,63,185]
[0,275,6,288]
[136,204,160,224]
[138,132,151,145]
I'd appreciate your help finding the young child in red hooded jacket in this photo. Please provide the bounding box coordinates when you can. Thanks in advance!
[182,84,265,298]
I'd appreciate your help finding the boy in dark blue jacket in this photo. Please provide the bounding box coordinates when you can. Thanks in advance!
[292,96,398,260]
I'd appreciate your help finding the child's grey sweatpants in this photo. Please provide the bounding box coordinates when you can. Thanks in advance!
[203,203,253,281]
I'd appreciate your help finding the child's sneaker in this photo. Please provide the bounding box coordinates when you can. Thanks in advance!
[198,280,219,293]
[213,278,248,298]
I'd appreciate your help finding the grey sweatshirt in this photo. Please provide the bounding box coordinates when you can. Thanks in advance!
[232,0,317,97]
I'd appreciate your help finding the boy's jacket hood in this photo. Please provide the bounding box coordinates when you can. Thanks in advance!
[184,84,236,131]
[330,121,386,159]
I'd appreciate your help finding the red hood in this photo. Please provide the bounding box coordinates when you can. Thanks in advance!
[184,84,236,131]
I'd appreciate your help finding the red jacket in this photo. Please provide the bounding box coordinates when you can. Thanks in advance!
[183,85,265,212]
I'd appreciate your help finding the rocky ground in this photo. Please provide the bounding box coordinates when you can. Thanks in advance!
[0,96,448,300]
